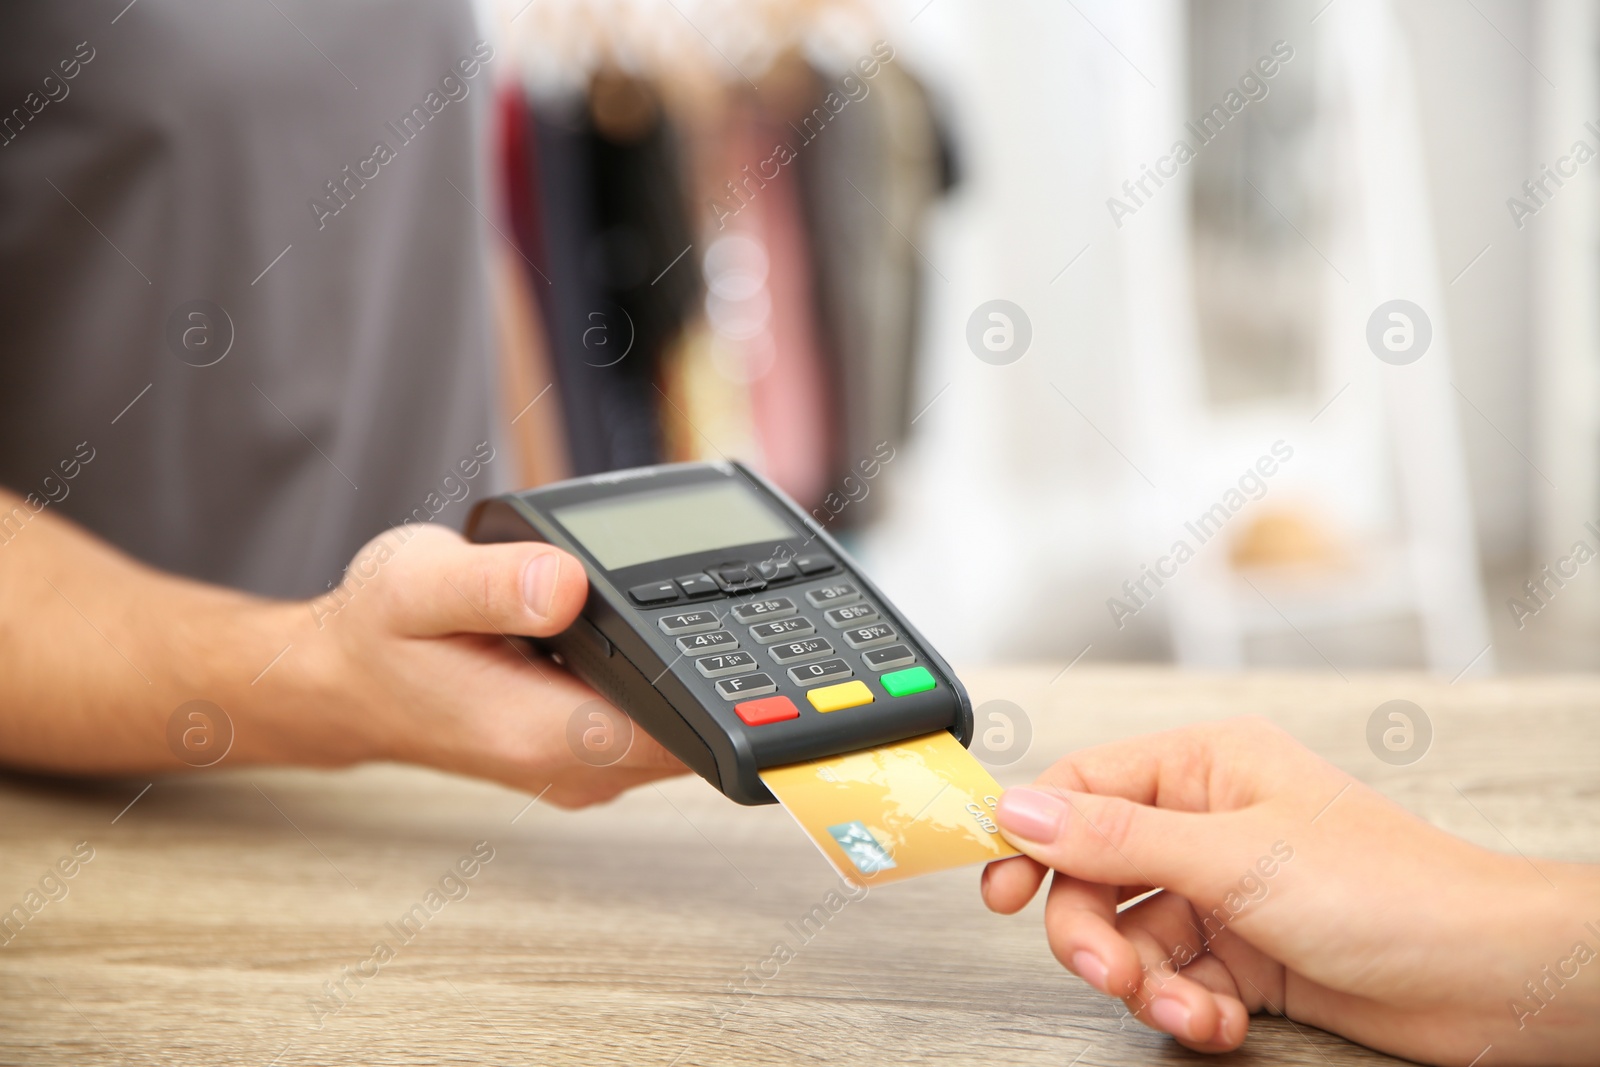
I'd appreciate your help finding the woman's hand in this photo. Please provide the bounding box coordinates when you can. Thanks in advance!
[981,717,1600,1066]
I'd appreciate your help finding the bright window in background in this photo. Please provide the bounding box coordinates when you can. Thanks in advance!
[1188,0,1327,407]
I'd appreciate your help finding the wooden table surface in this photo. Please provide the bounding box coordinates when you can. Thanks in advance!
[2,666,1597,1066]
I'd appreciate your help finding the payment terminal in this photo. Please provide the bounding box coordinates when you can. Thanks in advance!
[466,461,973,805]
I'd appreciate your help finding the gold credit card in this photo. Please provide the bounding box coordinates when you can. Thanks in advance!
[760,730,1020,887]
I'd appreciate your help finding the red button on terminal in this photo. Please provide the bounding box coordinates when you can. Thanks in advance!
[734,695,800,726]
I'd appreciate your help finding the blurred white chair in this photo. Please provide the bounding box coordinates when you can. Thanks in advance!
[1108,0,1494,677]
[1533,1,1600,566]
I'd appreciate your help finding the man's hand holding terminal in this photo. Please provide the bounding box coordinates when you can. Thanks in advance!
[0,495,683,807]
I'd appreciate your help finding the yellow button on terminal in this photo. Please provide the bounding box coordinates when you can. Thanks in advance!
[806,680,874,713]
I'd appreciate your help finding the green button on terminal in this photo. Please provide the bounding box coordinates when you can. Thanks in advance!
[880,666,936,697]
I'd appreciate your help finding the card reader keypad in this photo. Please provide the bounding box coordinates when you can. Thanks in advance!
[658,610,721,636]
[805,582,861,608]
[769,637,834,665]
[675,573,720,598]
[630,580,680,605]
[749,617,816,644]
[696,651,758,678]
[730,597,797,624]
[841,623,897,650]
[717,673,777,701]
[824,603,879,628]
[676,630,738,655]
[863,644,916,671]
[788,658,853,687]
[655,575,936,727]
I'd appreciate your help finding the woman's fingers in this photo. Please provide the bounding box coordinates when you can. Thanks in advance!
[1042,872,1143,996]
[996,782,1262,902]
[1198,922,1289,1017]
[1159,988,1250,1055]
[983,719,1346,922]
[1119,909,1246,1052]
[1024,717,1348,824]
[1118,888,1210,979]
[1110,890,1258,1053]
[979,720,1364,1056]
[981,854,1048,914]
[1169,951,1244,1002]
[1024,882,1256,1053]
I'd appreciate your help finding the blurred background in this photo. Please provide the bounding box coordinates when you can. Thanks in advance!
[481,0,1600,677]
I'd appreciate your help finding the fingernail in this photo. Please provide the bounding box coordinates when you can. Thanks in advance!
[1149,996,1192,1039]
[996,787,1066,842]
[523,552,562,620]
[1070,950,1109,993]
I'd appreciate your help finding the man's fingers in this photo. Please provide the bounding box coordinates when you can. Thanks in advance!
[360,525,589,638]
[611,714,689,773]
[995,784,1258,900]
[540,762,689,809]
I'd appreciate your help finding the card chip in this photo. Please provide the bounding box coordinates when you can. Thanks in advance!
[826,821,898,874]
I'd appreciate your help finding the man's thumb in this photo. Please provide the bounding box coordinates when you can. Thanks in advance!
[369,525,589,638]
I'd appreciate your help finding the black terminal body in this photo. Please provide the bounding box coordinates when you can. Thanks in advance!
[466,461,974,804]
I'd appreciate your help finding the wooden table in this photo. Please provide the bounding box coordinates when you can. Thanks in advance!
[2,667,1597,1066]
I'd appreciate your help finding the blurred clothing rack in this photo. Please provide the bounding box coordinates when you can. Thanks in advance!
[488,0,956,524]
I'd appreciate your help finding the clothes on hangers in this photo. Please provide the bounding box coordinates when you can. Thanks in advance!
[495,27,955,519]
[796,60,948,523]
[494,85,571,486]
[674,98,833,510]
[744,107,833,513]
[587,72,698,468]
[511,76,698,476]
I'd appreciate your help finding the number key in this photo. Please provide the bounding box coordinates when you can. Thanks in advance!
[769,638,834,665]
[805,582,861,608]
[841,623,897,650]
[695,651,757,679]
[730,597,797,624]
[749,617,817,644]
[676,630,738,655]
[824,603,879,628]
[658,610,721,636]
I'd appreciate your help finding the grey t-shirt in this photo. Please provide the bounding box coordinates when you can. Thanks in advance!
[0,0,502,598]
